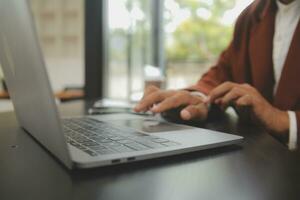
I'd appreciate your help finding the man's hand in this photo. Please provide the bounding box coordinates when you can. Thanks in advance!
[206,82,289,134]
[134,85,209,121]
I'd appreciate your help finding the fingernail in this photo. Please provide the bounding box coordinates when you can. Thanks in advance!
[134,105,141,111]
[181,110,191,120]
[151,105,159,112]
[204,96,210,103]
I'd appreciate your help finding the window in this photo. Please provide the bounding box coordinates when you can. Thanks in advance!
[30,0,84,92]
[107,0,153,100]
[1,0,254,101]
[105,0,253,101]
[164,0,253,89]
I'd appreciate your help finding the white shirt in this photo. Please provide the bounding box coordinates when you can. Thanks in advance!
[273,0,300,150]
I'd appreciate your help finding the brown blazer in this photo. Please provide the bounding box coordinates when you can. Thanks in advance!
[189,0,300,140]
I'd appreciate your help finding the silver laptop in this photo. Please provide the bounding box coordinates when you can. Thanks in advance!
[0,0,243,169]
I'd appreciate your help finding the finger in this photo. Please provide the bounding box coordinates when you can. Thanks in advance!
[134,86,159,112]
[236,94,253,107]
[219,88,245,108]
[143,85,159,99]
[180,103,208,121]
[134,90,172,112]
[151,92,203,113]
[207,82,236,103]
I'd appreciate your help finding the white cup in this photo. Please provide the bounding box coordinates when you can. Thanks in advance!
[144,76,165,89]
[144,65,165,89]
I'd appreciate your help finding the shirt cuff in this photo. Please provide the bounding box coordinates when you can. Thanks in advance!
[190,91,208,100]
[189,91,211,110]
[287,111,297,150]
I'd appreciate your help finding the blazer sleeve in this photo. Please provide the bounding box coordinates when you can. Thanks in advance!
[187,43,234,95]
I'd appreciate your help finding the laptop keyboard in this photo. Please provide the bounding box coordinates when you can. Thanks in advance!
[62,118,179,157]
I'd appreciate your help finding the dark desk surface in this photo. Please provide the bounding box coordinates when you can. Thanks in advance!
[1,100,300,200]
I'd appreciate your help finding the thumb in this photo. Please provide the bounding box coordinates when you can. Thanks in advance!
[180,103,208,121]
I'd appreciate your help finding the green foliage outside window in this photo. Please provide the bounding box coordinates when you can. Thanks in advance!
[165,0,237,62]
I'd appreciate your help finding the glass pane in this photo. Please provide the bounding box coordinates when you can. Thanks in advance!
[30,0,84,92]
[0,65,3,91]
[107,0,153,100]
[164,0,253,89]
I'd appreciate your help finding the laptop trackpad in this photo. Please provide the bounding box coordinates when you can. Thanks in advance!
[109,119,192,133]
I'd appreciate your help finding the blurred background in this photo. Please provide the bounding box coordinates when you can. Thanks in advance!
[0,0,253,111]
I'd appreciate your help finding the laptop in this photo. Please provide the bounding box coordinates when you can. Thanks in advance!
[0,0,243,169]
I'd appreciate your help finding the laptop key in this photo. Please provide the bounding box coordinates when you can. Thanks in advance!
[161,141,180,147]
[151,138,170,143]
[66,137,71,143]
[74,137,89,143]
[81,140,99,147]
[68,132,78,137]
[80,130,92,135]
[82,149,98,157]
[109,136,127,141]
[102,142,122,148]
[89,145,107,151]
[89,135,106,141]
[73,137,90,143]
[69,140,79,147]
[101,133,117,138]
[97,138,112,143]
[96,148,116,155]
[118,139,134,144]
[70,126,82,131]
[77,145,87,151]
[125,142,150,151]
[110,145,135,153]
[135,140,166,148]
